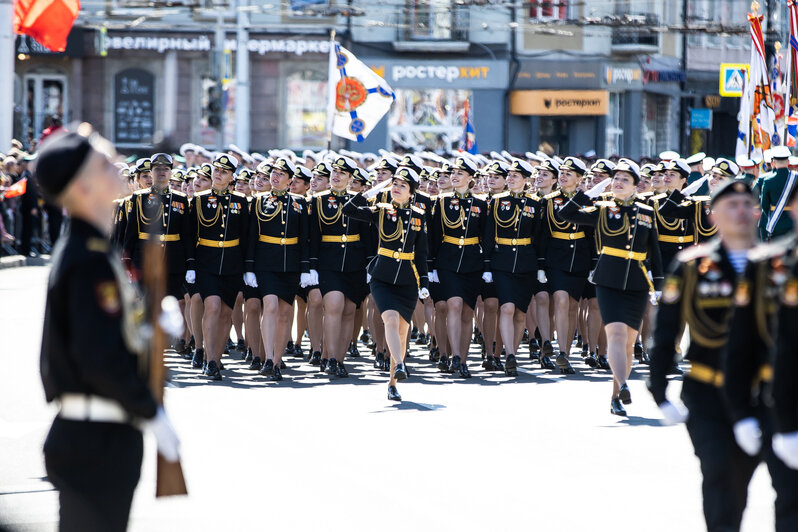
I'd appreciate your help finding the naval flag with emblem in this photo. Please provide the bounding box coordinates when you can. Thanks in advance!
[459,99,478,155]
[747,7,777,152]
[326,39,395,142]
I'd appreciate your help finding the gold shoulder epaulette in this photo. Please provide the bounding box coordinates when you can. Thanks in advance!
[171,190,187,197]
[492,191,510,199]
[635,202,654,211]
[411,205,425,215]
[543,190,561,200]
[438,192,454,198]
[677,243,713,263]
[638,191,653,198]
[690,195,711,202]
[525,193,540,201]
[415,190,430,198]
[376,203,393,209]
[315,190,331,197]
[135,188,151,195]
[195,189,211,197]
[748,236,794,262]
[473,194,488,201]
[580,206,598,213]
[594,200,615,208]
[231,191,246,198]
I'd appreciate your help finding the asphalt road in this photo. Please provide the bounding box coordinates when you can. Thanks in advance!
[0,265,777,531]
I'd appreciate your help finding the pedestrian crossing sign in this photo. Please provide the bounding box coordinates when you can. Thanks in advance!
[719,63,748,97]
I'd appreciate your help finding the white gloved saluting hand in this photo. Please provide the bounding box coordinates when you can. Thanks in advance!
[585,178,612,199]
[144,407,181,463]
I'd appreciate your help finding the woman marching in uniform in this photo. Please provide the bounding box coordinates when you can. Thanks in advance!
[343,167,430,401]
[429,157,488,378]
[558,159,663,415]
[483,159,547,376]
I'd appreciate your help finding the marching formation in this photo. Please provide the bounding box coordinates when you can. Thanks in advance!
[32,124,798,532]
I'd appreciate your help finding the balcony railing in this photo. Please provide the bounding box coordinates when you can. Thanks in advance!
[611,13,660,53]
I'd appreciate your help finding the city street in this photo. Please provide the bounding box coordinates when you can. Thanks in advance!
[0,265,777,531]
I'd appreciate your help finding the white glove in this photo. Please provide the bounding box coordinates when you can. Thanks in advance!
[733,417,762,456]
[159,296,185,338]
[418,287,430,299]
[537,270,547,284]
[659,400,689,425]
[650,291,661,306]
[482,272,493,283]
[309,269,319,286]
[185,269,196,284]
[681,175,709,197]
[430,270,439,283]
[145,407,180,463]
[773,432,798,470]
[364,179,392,200]
[366,272,372,283]
[585,177,611,199]
[300,272,312,288]
[243,272,258,288]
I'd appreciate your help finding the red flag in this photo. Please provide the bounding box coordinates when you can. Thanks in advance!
[4,178,28,199]
[13,0,80,53]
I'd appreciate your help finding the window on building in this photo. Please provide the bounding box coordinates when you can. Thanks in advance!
[389,89,471,152]
[606,92,623,157]
[407,0,458,40]
[529,1,570,21]
[283,66,329,149]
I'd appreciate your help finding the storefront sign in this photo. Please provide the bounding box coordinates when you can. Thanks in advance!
[690,108,713,130]
[105,33,330,57]
[367,60,509,89]
[515,61,642,90]
[643,69,686,83]
[510,90,609,116]
[114,68,155,145]
[16,30,84,57]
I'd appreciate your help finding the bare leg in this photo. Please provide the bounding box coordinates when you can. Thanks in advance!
[604,322,634,397]
[322,291,346,361]
[261,295,280,360]
[434,301,449,356]
[295,298,308,346]
[535,292,552,341]
[446,297,464,358]
[190,293,205,351]
[482,297,499,357]
[232,292,245,344]
[459,304,474,363]
[498,303,517,355]
[553,290,572,352]
[273,300,294,366]
[245,298,263,360]
[336,299,357,363]
[202,296,222,362]
[587,298,601,352]
[386,311,411,386]
[210,303,232,364]
[307,288,323,354]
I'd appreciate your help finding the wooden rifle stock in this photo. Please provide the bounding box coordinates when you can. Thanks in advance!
[143,241,188,497]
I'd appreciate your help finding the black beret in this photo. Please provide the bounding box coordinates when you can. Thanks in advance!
[710,179,753,207]
[35,131,93,200]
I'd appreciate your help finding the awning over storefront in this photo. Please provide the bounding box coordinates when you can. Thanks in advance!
[510,90,609,116]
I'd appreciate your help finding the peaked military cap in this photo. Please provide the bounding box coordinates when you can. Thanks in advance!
[559,156,587,175]
[213,153,238,172]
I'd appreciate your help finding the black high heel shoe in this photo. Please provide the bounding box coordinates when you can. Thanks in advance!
[618,383,632,405]
[610,397,627,416]
[394,363,408,381]
[387,385,402,401]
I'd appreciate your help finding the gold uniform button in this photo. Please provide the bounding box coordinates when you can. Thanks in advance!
[341,234,348,242]
[219,234,224,237]
[625,245,631,249]
[511,238,517,245]
[569,244,574,248]
[392,251,399,259]
[280,238,286,244]
[678,236,684,243]
[569,233,576,240]
[218,241,224,248]
[281,232,285,236]
[458,237,465,245]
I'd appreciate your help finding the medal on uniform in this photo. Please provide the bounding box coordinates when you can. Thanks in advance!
[208,196,217,209]
[734,280,751,306]
[783,279,798,306]
[662,277,681,303]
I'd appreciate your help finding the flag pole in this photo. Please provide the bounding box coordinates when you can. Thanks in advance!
[326,29,336,151]
[0,0,14,151]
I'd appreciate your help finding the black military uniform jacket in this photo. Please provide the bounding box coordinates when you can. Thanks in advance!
[650,191,696,268]
[429,191,488,273]
[772,237,798,433]
[658,189,717,243]
[343,193,429,289]
[649,239,739,405]
[123,186,192,275]
[245,190,309,273]
[40,218,157,419]
[538,189,594,273]
[483,191,544,274]
[309,189,369,272]
[725,235,795,426]
[558,191,662,292]
[190,188,249,276]
[111,196,130,249]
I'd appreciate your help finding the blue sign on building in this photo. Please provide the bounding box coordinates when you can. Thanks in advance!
[690,108,713,130]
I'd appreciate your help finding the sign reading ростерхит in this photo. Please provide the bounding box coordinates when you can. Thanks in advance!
[509,90,609,116]
[368,60,510,89]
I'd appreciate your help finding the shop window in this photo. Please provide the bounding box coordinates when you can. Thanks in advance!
[605,92,623,157]
[22,71,67,148]
[114,68,155,146]
[539,118,569,156]
[283,66,329,149]
[405,0,468,41]
[529,1,569,20]
[389,89,471,152]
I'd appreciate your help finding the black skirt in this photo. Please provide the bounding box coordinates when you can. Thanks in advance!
[370,279,418,323]
[494,271,535,310]
[481,278,498,299]
[256,271,300,304]
[429,281,446,304]
[548,269,588,300]
[437,269,482,309]
[197,272,242,308]
[243,284,260,301]
[581,281,596,300]
[595,284,648,329]
[319,269,368,307]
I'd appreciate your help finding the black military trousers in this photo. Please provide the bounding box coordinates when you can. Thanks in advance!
[44,418,144,532]
[757,411,798,532]
[681,379,759,532]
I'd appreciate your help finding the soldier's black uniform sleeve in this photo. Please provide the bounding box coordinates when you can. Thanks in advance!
[557,191,599,226]
[533,203,546,271]
[245,196,258,270]
[773,285,798,433]
[647,213,664,287]
[723,263,761,423]
[43,256,158,419]
[238,194,250,273]
[482,197,495,273]
[648,260,685,405]
[428,198,442,272]
[658,190,694,219]
[299,198,310,273]
[342,192,375,223]
[309,196,320,271]
[122,195,138,262]
[415,221,429,290]
[181,195,194,268]
[187,196,198,271]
